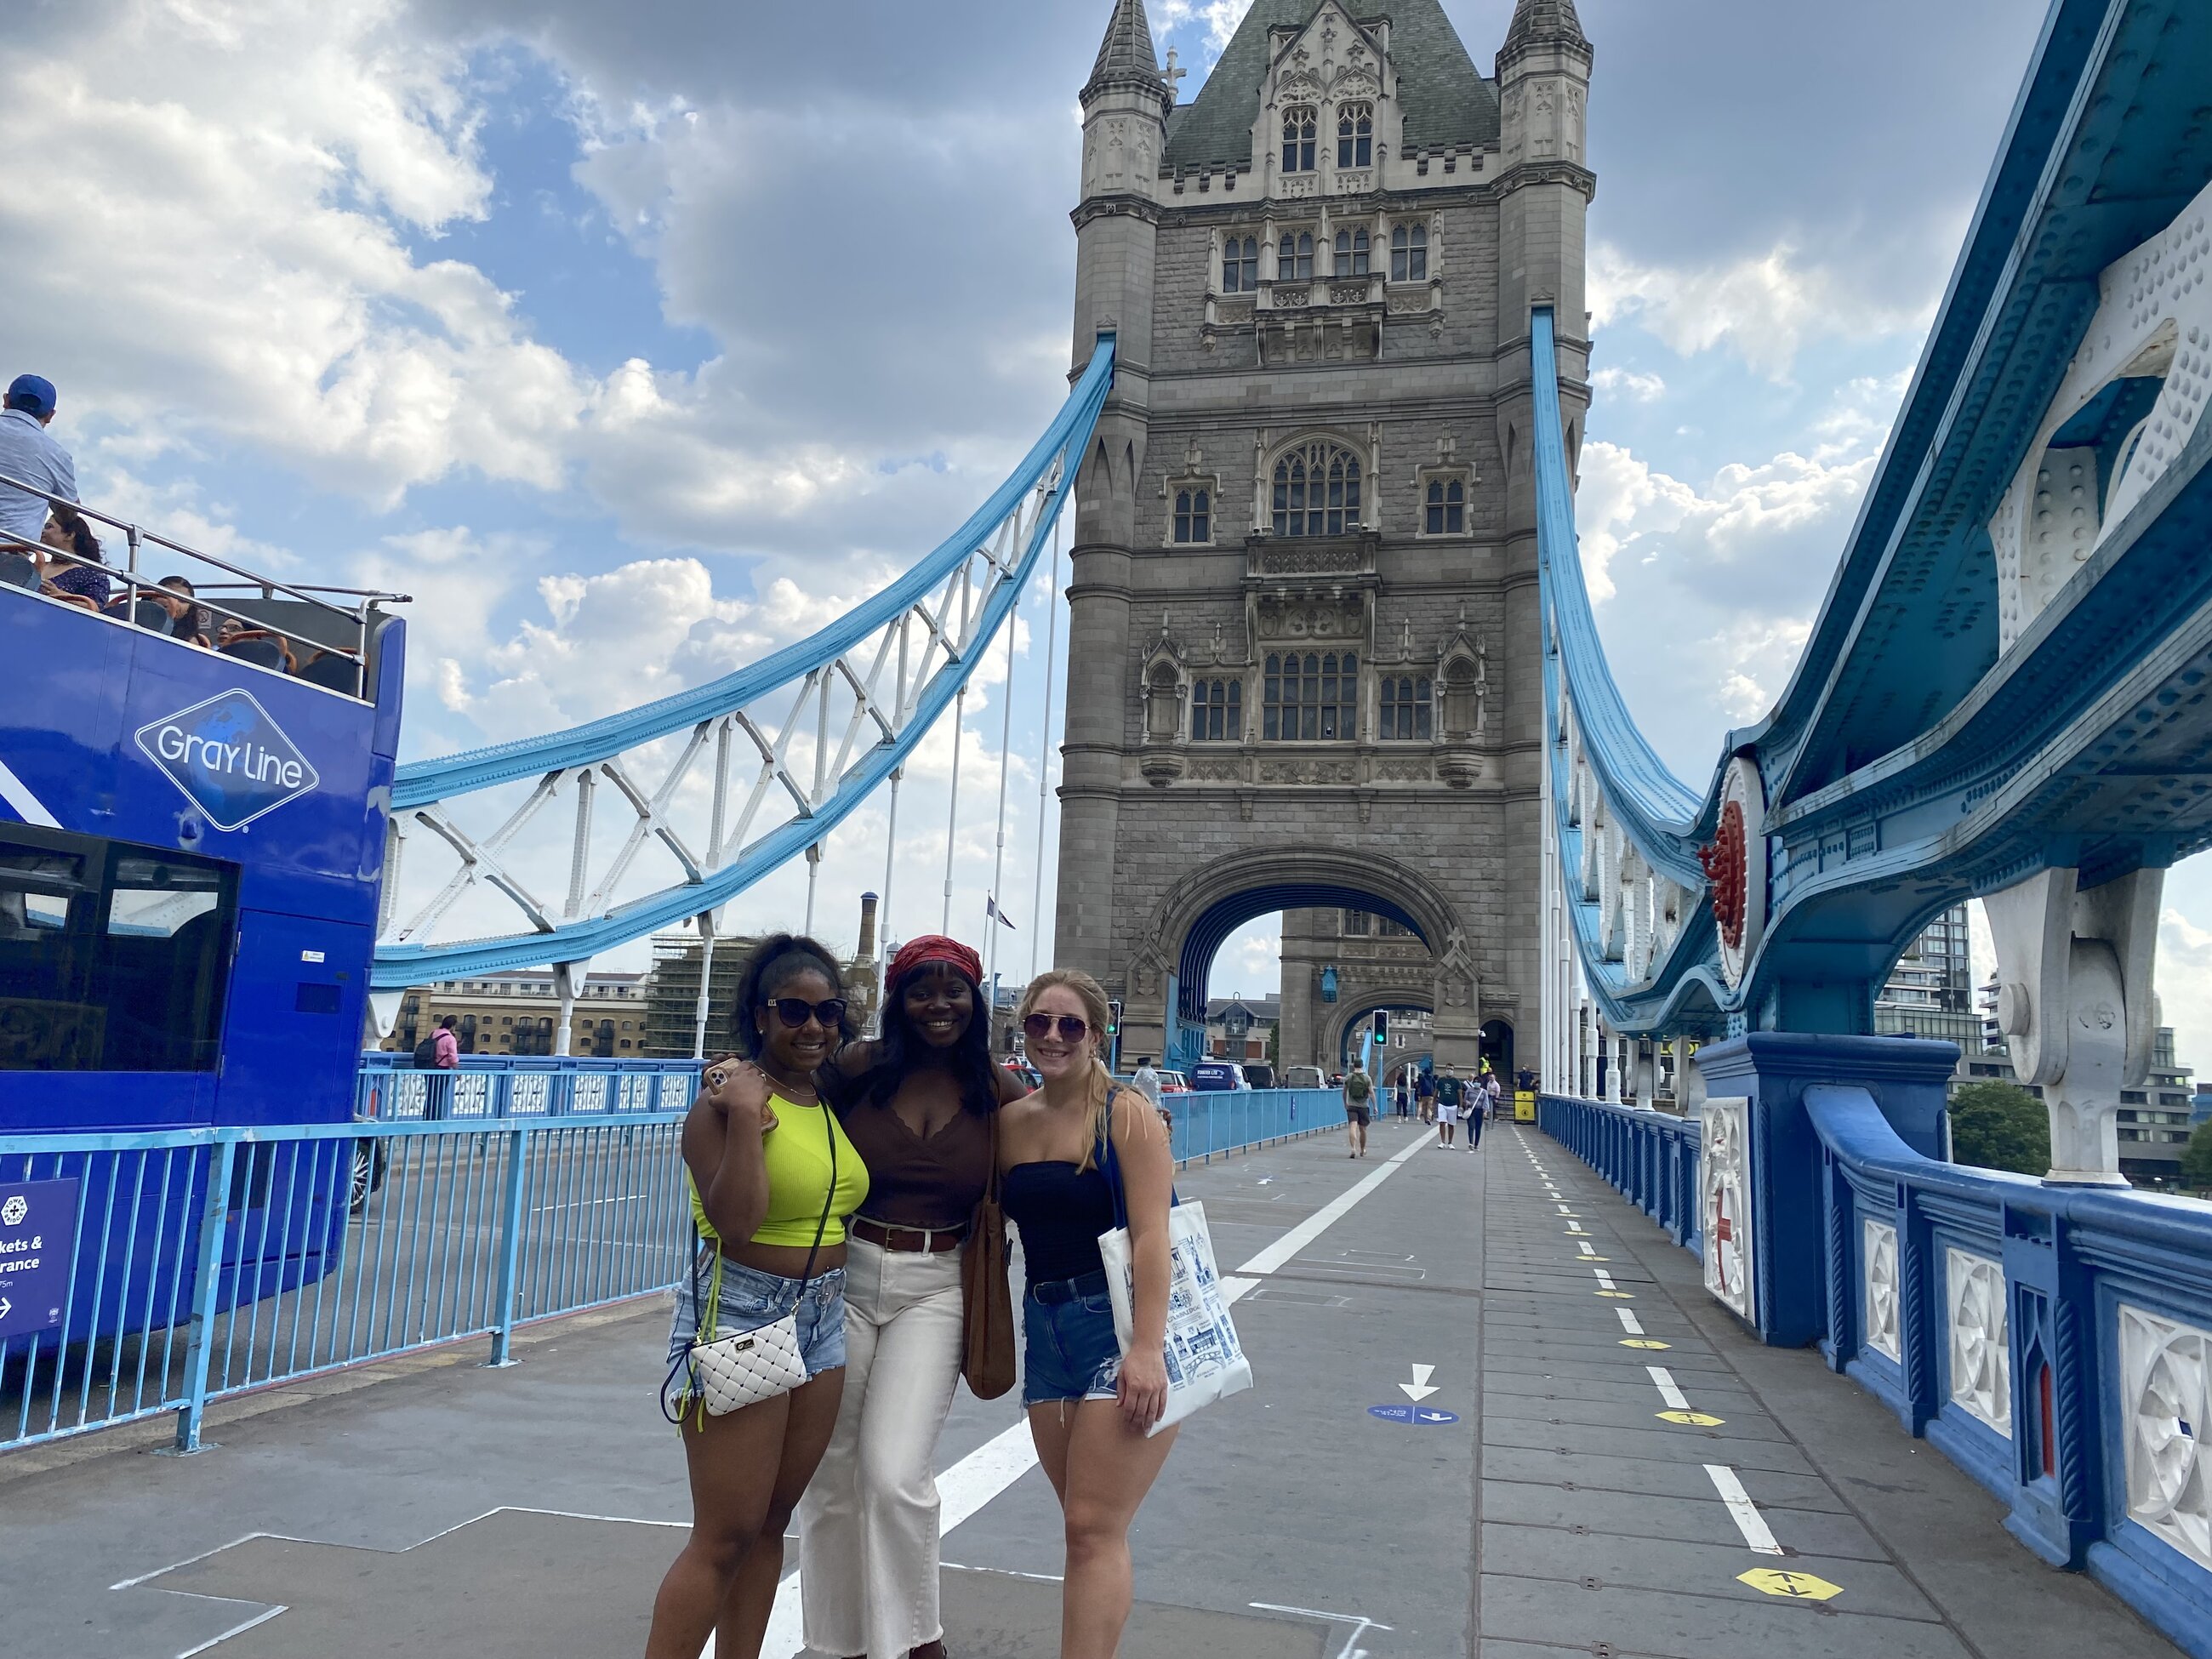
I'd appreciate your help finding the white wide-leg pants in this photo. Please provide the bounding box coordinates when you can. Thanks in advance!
[799,1235,966,1659]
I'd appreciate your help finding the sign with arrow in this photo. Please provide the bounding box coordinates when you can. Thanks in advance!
[0,1177,77,1343]
[1368,1404,1459,1426]
[1400,1364,1439,1402]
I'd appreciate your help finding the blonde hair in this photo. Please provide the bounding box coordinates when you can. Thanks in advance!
[1019,967,1122,1170]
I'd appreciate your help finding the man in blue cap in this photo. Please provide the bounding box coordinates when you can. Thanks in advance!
[0,374,78,553]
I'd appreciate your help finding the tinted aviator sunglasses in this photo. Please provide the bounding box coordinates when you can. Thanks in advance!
[768,996,847,1029]
[1022,1012,1090,1042]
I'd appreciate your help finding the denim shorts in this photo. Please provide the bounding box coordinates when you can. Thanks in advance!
[1022,1272,1123,1406]
[666,1252,847,1413]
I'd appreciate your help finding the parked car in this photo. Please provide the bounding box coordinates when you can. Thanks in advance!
[1189,1061,1251,1092]
[1002,1056,1042,1091]
[1242,1063,1276,1090]
[1156,1069,1191,1093]
[1282,1065,1325,1089]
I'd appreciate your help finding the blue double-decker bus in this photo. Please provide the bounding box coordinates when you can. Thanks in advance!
[0,476,406,1340]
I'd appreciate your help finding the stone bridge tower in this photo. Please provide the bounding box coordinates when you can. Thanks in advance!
[1055,0,1593,1073]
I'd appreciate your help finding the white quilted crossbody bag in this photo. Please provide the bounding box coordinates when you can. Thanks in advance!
[666,1100,839,1420]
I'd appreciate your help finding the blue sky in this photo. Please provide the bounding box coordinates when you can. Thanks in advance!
[9,0,2207,1069]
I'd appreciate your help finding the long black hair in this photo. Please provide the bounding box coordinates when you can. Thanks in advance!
[856,959,1000,1117]
[726,932,856,1061]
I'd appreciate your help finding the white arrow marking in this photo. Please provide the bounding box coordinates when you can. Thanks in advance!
[1400,1363,1439,1402]
[1647,1366,1690,1411]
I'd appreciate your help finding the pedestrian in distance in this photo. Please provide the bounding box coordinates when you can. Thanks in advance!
[1434,1068,1462,1138]
[1132,1054,1172,1135]
[1417,1067,1437,1125]
[1434,1072,1459,1147]
[708,935,1024,1659]
[1464,1071,1486,1149]
[647,935,869,1659]
[996,968,1178,1659]
[1342,1061,1373,1158]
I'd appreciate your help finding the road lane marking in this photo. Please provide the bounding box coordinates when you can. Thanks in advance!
[1705,1464,1785,1555]
[743,1128,1434,1658]
[1647,1366,1690,1410]
[1739,1567,1843,1599]
[1248,1600,1395,1659]
[1616,1308,1644,1334]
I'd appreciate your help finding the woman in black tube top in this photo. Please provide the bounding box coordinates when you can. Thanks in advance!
[996,966,1177,1659]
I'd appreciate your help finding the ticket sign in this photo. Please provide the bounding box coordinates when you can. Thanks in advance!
[0,1178,78,1343]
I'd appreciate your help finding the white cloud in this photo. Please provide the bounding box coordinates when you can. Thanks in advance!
[1590,366,1667,403]
[1591,242,1931,379]
[1153,0,1253,58]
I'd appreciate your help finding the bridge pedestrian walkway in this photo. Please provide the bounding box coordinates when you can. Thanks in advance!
[0,1116,2177,1657]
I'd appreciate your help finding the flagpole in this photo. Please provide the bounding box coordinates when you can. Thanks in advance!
[986,576,1020,999]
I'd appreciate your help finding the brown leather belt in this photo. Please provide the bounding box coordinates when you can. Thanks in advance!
[849,1216,967,1253]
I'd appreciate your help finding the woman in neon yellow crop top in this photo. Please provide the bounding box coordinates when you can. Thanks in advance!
[645,933,869,1659]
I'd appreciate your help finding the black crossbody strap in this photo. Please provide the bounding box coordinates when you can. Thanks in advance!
[795,1099,838,1293]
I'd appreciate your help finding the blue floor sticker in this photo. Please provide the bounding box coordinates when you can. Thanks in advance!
[1368,1404,1458,1425]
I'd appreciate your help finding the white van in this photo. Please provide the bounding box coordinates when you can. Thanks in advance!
[1282,1065,1325,1089]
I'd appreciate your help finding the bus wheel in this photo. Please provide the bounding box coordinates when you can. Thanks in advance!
[349,1141,379,1214]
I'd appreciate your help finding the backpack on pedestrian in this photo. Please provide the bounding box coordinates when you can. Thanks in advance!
[412,1034,440,1069]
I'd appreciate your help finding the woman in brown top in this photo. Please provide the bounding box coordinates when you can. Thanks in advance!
[716,933,1023,1659]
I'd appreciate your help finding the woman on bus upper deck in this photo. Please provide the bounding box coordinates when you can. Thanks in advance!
[645,933,868,1659]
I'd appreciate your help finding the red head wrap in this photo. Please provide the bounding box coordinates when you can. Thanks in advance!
[887,934,983,994]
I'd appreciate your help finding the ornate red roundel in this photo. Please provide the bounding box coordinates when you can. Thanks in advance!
[1699,798,1747,950]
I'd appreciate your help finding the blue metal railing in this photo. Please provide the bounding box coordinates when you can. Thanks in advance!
[2,1067,1351,1458]
[1167,1089,1344,1165]
[356,1052,702,1120]
[1539,1094,1703,1251]
[1540,1086,2212,1658]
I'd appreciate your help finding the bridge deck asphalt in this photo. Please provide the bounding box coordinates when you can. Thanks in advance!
[0,1114,2177,1657]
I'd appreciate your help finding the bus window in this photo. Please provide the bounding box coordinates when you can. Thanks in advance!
[0,827,237,1071]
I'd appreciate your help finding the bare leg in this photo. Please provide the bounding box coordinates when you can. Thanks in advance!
[1054,1400,1178,1659]
[717,1369,846,1659]
[645,1392,793,1659]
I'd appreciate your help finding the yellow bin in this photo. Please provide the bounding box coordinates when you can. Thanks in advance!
[1514,1090,1536,1123]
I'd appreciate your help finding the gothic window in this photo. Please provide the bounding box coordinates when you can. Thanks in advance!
[1263,651,1358,740]
[1173,487,1211,544]
[1379,676,1433,740]
[1272,440,1362,536]
[1333,227,1370,276]
[1391,222,1428,282]
[1342,909,1371,936]
[1377,917,1411,938]
[1423,476,1466,535]
[1191,678,1241,741]
[1277,231,1314,281]
[1282,107,1318,173]
[1337,104,1373,168]
[1222,235,1259,294]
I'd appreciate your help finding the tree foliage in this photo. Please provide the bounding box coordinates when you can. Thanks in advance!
[2181,1120,2212,1191]
[1948,1081,2050,1176]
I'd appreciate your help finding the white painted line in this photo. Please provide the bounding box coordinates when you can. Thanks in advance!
[1235,1130,1434,1276]
[1616,1308,1644,1335]
[1577,1240,1598,1257]
[1249,1600,1395,1659]
[1565,1223,1588,1235]
[746,1133,1426,1659]
[1705,1464,1786,1555]
[176,1605,289,1657]
[1555,1204,1575,1215]
[1646,1366,1690,1411]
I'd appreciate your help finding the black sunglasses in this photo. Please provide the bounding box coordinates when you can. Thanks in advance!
[768,996,847,1029]
[1023,1012,1090,1042]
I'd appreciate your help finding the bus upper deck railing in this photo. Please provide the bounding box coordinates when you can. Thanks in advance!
[0,468,410,699]
[1,1064,1350,1459]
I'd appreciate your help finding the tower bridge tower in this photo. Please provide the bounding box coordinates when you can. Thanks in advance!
[1056,0,1593,1074]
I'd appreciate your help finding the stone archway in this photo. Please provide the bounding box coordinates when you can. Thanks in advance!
[1119,847,1479,1074]
[1328,997,1435,1072]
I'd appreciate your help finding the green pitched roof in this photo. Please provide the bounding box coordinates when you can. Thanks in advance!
[1163,0,1499,174]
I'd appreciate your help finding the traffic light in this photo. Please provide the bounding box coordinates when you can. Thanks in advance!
[1372,1009,1389,1042]
[1106,998,1122,1036]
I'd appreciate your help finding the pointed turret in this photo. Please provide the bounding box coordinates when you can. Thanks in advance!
[1500,0,1588,77]
[1502,0,1587,57]
[1086,0,1166,101]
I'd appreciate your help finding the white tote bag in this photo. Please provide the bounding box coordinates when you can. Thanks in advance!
[1096,1121,1253,1436]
